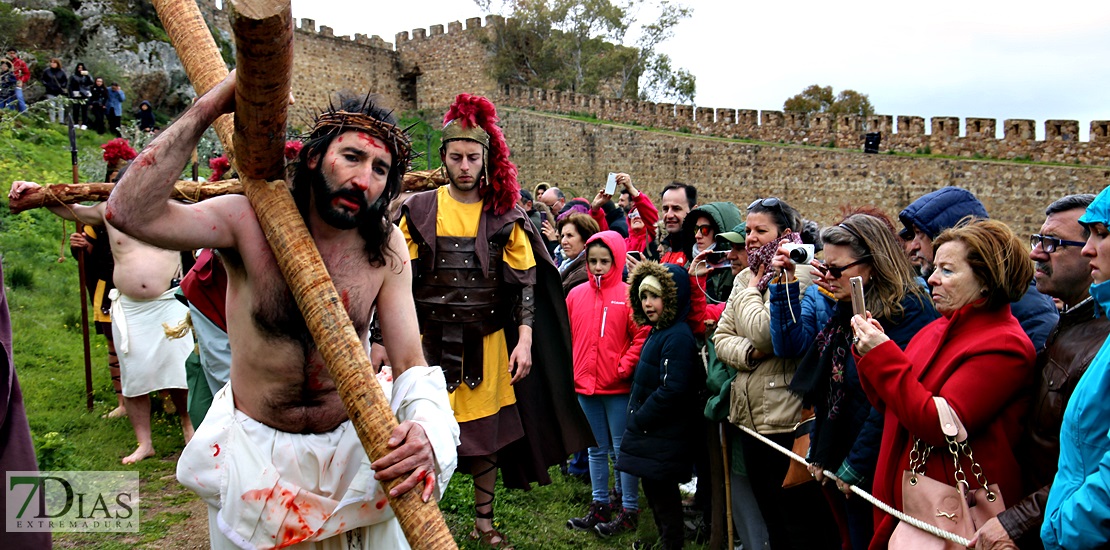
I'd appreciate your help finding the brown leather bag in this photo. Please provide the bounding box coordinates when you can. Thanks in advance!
[782,407,816,488]
[889,397,1006,549]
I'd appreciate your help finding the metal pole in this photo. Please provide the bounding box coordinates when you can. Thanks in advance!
[67,113,95,412]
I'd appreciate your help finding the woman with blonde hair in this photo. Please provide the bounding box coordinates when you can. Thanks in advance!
[853,218,1036,548]
[773,213,938,549]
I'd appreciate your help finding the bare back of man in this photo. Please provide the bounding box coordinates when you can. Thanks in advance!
[2,190,194,464]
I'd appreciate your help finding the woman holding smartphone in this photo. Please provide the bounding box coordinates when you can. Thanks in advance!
[771,214,937,549]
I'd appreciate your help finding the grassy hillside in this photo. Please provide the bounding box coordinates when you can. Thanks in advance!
[1,107,702,549]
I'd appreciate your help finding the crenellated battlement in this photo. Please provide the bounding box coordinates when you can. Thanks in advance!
[497,84,1110,166]
[189,0,1108,167]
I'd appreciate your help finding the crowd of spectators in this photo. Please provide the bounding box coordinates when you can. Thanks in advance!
[1,48,151,137]
[516,171,1110,550]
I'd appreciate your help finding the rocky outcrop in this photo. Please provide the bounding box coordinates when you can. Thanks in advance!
[8,0,197,112]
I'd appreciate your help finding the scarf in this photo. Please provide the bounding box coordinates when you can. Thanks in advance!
[747,233,802,292]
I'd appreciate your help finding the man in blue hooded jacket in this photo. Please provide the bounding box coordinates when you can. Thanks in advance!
[898,186,1058,349]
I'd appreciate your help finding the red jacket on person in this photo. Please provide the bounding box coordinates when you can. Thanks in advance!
[566,231,649,396]
[856,302,1035,549]
[9,56,29,84]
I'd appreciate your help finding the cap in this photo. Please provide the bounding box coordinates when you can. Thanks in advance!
[716,222,747,245]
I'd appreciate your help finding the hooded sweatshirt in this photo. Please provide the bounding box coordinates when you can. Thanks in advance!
[138,100,155,131]
[566,231,648,395]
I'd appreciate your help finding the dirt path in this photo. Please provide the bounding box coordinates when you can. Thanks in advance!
[140,471,209,550]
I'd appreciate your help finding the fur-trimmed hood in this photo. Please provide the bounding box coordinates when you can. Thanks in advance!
[629,261,690,329]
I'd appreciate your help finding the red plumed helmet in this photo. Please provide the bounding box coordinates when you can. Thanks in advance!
[101,138,138,167]
[442,94,519,216]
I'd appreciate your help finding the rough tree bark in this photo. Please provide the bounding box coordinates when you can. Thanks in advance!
[150,0,456,547]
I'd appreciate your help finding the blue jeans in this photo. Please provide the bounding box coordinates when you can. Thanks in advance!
[578,393,638,511]
[14,87,25,112]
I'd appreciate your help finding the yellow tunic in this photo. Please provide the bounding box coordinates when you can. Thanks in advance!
[399,186,535,423]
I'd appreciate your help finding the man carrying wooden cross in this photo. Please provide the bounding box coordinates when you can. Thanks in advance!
[105,73,460,549]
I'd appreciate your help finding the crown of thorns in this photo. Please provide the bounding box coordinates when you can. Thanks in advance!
[308,110,415,169]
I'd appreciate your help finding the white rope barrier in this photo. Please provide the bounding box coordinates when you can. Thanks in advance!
[735,423,972,548]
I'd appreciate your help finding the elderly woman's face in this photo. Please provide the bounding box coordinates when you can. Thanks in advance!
[927,240,984,315]
[560,223,586,258]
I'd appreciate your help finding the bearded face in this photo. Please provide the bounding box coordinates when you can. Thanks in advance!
[442,140,486,194]
[310,167,371,230]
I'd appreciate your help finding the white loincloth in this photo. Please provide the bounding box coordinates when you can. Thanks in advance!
[109,288,191,397]
[177,366,460,550]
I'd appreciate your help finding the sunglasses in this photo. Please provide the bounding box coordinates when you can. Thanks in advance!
[1030,234,1085,254]
[817,258,868,279]
[694,225,714,237]
[748,197,782,211]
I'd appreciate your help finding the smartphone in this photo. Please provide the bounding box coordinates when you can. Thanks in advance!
[850,276,866,317]
[627,251,643,262]
[706,250,728,263]
[604,172,617,195]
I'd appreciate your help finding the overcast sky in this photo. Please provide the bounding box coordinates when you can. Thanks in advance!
[286,0,1110,140]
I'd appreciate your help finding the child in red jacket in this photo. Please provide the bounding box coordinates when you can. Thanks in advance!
[565,230,649,537]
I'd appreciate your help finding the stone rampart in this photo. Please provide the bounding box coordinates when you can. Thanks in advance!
[499,85,1110,167]
[500,109,1110,238]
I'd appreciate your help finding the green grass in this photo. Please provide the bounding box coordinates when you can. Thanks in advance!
[1,109,703,549]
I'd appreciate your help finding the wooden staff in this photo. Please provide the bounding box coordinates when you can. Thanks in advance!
[150,0,455,547]
[67,113,95,412]
[7,171,446,214]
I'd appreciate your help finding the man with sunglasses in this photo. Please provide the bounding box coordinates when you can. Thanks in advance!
[972,193,1110,550]
[898,186,1058,349]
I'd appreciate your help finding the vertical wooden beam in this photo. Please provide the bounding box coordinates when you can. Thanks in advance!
[151,1,456,547]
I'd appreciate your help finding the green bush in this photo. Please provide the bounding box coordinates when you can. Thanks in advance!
[32,431,76,471]
[51,6,81,37]
[0,3,28,40]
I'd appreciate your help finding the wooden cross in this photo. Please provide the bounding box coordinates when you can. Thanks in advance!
[151,0,456,547]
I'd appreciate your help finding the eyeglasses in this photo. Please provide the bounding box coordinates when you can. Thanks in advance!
[818,258,869,279]
[1030,234,1085,254]
[748,197,782,211]
[695,225,714,237]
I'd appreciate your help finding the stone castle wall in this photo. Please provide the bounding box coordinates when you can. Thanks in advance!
[194,1,1109,167]
[499,109,1110,238]
[191,1,1109,232]
[498,86,1110,167]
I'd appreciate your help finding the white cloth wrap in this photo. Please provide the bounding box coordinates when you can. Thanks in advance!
[108,288,190,397]
[177,365,459,549]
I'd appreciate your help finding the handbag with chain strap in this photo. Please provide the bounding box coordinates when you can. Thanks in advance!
[888,397,1005,549]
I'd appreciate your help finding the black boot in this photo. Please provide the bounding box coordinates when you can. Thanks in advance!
[567,501,611,531]
[595,508,639,537]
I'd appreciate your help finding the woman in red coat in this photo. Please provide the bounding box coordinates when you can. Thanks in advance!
[851,219,1036,549]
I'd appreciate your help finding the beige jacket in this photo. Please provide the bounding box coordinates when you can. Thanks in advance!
[712,265,816,434]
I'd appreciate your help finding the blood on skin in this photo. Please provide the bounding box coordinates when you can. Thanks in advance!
[104,208,114,221]
[424,472,435,494]
[340,289,350,310]
[355,133,387,153]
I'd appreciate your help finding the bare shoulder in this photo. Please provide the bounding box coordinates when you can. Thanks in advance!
[383,224,414,275]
